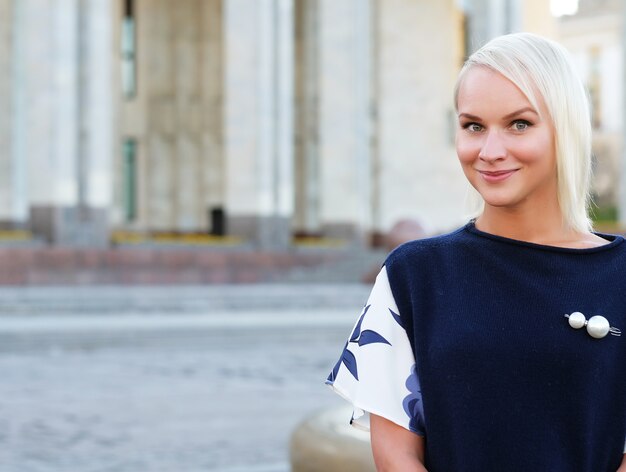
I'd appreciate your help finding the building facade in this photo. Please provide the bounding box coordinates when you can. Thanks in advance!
[557,0,623,216]
[0,0,556,248]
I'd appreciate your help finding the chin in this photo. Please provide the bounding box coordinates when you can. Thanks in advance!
[479,193,522,209]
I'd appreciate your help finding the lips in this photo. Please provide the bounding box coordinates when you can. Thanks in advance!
[478,169,519,182]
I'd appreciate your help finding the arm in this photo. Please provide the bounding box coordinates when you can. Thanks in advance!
[617,454,626,471]
[370,413,427,471]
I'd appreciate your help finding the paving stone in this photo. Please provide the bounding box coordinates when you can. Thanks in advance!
[0,285,366,471]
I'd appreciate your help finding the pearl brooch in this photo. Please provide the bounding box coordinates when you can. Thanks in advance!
[564,312,621,339]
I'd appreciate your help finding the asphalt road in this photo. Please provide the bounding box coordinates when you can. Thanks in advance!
[0,286,368,472]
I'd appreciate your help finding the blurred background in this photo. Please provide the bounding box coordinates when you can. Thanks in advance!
[0,0,623,470]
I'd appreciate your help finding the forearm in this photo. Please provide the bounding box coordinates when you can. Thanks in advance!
[373,453,428,472]
[617,454,626,472]
[370,413,428,471]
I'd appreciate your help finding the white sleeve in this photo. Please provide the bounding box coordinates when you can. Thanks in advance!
[326,266,425,436]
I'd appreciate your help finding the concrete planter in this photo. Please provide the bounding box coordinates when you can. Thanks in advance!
[289,406,376,472]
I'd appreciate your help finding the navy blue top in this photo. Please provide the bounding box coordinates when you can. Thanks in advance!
[385,221,626,472]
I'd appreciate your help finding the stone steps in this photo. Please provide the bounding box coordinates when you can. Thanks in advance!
[0,283,372,315]
[0,246,385,285]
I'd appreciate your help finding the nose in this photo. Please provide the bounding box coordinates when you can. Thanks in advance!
[478,130,506,163]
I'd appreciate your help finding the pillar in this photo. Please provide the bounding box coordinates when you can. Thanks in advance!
[316,0,373,241]
[463,0,523,51]
[15,0,112,246]
[375,0,467,234]
[1,0,27,228]
[294,0,321,236]
[223,0,294,248]
[81,0,114,236]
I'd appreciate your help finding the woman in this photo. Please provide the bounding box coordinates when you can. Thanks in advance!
[326,32,626,471]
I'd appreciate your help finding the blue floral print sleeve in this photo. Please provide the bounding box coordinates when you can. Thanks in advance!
[326,266,425,436]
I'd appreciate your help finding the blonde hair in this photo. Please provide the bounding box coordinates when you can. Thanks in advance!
[454,32,593,233]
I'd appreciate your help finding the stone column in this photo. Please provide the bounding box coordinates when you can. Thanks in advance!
[1,0,28,228]
[19,0,79,242]
[462,0,523,51]
[293,0,321,236]
[80,0,113,240]
[223,0,294,248]
[273,0,296,241]
[316,0,373,241]
[0,0,10,222]
[375,0,467,234]
[354,1,375,235]
[17,0,111,246]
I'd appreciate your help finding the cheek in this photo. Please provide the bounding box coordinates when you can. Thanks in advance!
[455,137,478,166]
[514,136,555,166]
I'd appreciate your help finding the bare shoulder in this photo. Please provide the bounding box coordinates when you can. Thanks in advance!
[542,232,613,249]
[570,232,612,249]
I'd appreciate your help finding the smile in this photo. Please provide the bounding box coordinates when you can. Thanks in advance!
[478,169,518,183]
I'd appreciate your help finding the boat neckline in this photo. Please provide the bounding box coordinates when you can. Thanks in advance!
[464,220,624,254]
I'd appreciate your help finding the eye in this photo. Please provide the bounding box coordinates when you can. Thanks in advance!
[511,120,531,131]
[462,122,483,132]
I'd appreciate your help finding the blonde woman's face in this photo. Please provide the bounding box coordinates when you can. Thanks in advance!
[455,66,557,213]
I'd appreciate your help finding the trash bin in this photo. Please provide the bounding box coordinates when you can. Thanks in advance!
[210,207,226,236]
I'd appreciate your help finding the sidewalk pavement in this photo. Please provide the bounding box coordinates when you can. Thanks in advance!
[0,284,368,471]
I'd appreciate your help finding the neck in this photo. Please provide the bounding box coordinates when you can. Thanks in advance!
[475,199,575,244]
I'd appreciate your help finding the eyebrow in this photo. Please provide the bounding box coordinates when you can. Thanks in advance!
[458,107,539,121]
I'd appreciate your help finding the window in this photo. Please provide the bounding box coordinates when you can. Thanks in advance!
[588,45,602,130]
[123,139,138,221]
[121,0,137,99]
